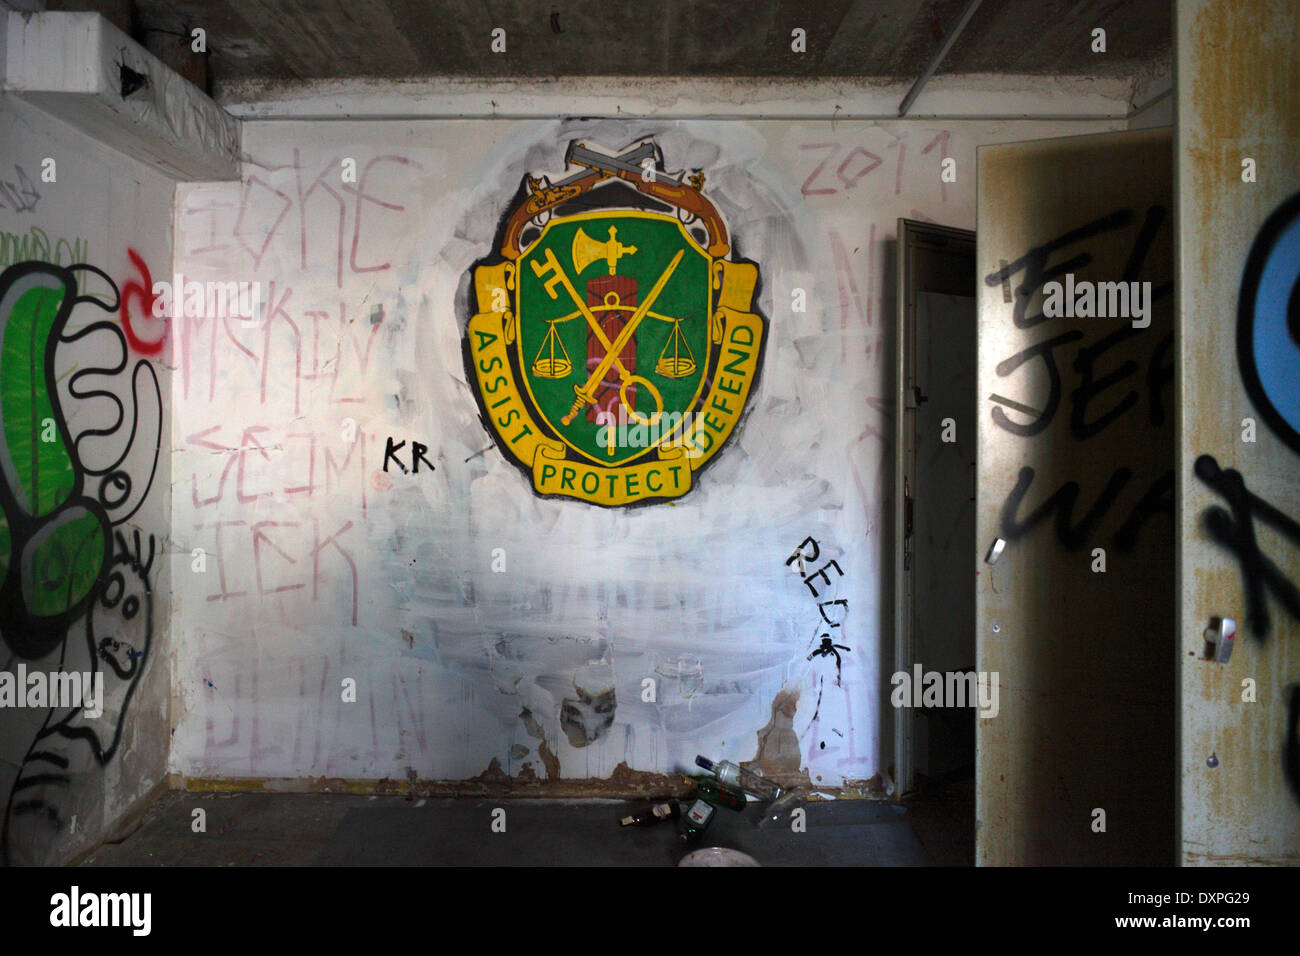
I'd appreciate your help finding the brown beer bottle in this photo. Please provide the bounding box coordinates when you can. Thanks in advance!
[618,801,679,827]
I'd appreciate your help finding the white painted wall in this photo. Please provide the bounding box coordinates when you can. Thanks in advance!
[0,93,173,864]
[170,112,1122,791]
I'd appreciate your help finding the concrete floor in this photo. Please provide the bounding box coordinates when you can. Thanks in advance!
[904,775,976,866]
[78,784,971,866]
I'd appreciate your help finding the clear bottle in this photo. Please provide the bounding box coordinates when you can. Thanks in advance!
[695,755,782,801]
[756,788,809,829]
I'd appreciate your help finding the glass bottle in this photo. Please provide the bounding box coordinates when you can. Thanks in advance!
[618,801,679,827]
[682,775,746,811]
[695,755,782,801]
[677,797,715,843]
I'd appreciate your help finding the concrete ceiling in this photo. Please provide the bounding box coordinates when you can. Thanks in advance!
[75,0,1172,96]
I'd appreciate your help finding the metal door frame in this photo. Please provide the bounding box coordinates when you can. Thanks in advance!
[892,218,976,797]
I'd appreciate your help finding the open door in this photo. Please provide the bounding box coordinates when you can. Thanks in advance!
[894,221,977,798]
[975,129,1175,865]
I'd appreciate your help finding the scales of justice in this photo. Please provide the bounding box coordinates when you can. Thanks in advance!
[529,224,697,454]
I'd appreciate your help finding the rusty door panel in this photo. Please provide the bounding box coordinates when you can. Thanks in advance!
[1176,0,1300,865]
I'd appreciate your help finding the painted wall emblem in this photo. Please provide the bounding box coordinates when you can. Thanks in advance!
[465,141,766,506]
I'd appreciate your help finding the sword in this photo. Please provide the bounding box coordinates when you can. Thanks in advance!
[530,248,632,378]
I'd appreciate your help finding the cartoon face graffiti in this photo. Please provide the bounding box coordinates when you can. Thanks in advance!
[464,140,767,506]
[3,533,154,865]
[1238,192,1300,456]
[0,260,161,865]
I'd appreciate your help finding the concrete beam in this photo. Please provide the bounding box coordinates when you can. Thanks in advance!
[2,11,239,179]
[219,72,1134,122]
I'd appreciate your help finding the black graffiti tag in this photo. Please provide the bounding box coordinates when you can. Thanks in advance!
[1194,454,1300,639]
[0,260,160,864]
[0,165,41,214]
[987,206,1175,553]
[985,206,1173,439]
[985,209,1132,330]
[786,536,851,718]
[1000,466,1174,554]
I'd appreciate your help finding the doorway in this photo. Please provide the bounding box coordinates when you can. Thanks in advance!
[893,220,978,807]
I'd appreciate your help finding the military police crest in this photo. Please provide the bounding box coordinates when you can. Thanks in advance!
[464,140,767,506]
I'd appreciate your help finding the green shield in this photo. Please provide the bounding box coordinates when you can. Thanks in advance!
[516,210,711,465]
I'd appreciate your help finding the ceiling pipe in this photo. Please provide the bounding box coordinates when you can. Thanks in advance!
[898,0,985,117]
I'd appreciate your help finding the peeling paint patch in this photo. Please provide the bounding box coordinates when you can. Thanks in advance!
[559,662,617,748]
[560,690,616,748]
[519,707,545,740]
[537,741,560,780]
[744,689,805,777]
[179,771,887,800]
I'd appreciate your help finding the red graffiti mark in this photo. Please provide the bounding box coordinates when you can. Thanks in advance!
[801,143,883,197]
[347,155,418,275]
[186,424,365,517]
[120,248,165,355]
[257,283,302,415]
[835,147,882,191]
[800,143,839,196]
[252,521,306,595]
[234,175,292,268]
[850,397,892,543]
[186,425,237,509]
[196,514,360,621]
[327,429,367,519]
[234,426,273,504]
[332,305,384,403]
[295,148,347,288]
[285,431,318,497]
[185,425,279,508]
[312,520,358,626]
[203,520,250,602]
[288,654,330,767]
[202,666,239,750]
[832,669,863,769]
[181,200,232,257]
[828,229,868,331]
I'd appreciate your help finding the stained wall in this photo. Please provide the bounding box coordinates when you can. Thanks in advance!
[1176,0,1300,864]
[169,115,1122,792]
